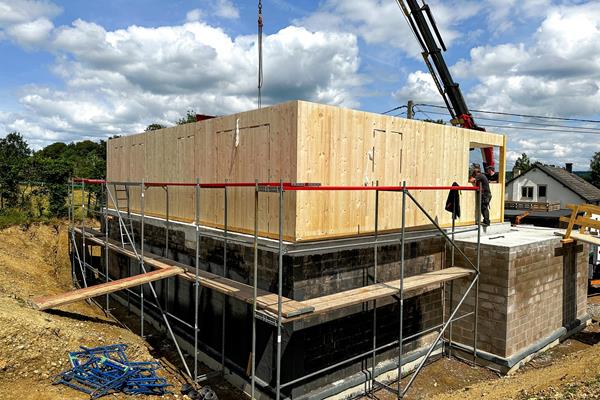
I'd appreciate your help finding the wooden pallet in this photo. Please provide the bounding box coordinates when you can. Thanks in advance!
[33,267,183,310]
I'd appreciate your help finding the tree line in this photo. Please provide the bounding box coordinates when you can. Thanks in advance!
[0,111,199,225]
[0,132,106,220]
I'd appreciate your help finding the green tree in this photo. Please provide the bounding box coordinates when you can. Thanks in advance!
[0,132,31,208]
[145,123,167,131]
[591,151,600,188]
[30,155,71,217]
[176,110,197,125]
[513,153,532,173]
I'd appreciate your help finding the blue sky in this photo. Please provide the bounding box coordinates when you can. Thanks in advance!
[1,0,600,169]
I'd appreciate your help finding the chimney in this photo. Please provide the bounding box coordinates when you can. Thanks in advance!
[565,163,573,173]
[513,167,521,177]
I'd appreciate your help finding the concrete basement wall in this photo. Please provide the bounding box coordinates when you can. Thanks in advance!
[448,227,588,366]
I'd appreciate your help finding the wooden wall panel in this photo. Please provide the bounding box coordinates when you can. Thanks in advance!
[106,100,504,242]
[106,101,298,239]
[294,101,505,241]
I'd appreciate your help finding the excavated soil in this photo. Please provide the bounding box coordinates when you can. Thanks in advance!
[0,223,206,399]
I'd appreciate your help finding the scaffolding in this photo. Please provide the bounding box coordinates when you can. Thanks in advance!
[53,178,482,399]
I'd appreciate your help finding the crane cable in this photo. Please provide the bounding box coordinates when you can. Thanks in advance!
[257,0,263,109]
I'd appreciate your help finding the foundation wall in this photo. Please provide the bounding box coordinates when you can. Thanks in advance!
[449,230,588,360]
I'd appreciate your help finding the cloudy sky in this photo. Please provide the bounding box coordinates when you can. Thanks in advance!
[1,0,600,169]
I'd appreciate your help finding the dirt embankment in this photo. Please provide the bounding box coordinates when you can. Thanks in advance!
[0,223,187,400]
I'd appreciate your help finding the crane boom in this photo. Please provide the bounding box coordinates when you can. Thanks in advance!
[398,0,494,167]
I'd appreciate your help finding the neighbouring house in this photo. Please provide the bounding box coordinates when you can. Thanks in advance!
[504,162,600,227]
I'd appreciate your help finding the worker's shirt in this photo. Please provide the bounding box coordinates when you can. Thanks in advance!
[475,174,491,197]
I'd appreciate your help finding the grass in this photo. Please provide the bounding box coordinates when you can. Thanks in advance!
[0,208,51,230]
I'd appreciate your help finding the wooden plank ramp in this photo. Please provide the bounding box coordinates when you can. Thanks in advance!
[299,267,474,318]
[33,267,182,310]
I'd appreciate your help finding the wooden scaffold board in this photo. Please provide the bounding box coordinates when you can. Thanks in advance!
[33,267,182,310]
[65,227,475,322]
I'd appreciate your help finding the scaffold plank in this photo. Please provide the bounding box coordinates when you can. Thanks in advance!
[73,227,314,318]
[33,267,182,310]
[301,267,474,316]
[72,227,472,321]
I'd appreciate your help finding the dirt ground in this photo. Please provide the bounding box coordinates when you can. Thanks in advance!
[0,222,242,399]
[363,314,600,400]
[2,222,600,400]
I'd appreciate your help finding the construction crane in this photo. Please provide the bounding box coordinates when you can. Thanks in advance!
[397,0,495,169]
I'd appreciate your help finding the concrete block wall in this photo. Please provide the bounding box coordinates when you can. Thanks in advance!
[448,231,588,361]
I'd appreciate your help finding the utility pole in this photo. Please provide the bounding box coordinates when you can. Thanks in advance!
[407,100,414,119]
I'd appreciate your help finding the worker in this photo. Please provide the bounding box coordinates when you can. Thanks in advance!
[485,165,499,182]
[469,165,491,226]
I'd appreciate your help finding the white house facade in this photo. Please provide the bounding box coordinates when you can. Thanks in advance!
[505,164,600,208]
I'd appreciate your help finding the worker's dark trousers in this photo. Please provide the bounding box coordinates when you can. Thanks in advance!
[481,194,491,225]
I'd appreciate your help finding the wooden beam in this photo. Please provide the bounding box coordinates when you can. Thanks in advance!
[563,205,580,239]
[33,267,182,310]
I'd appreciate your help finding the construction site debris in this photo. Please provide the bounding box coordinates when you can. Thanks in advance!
[53,344,171,398]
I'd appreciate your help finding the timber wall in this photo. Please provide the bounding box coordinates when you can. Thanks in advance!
[107,100,506,242]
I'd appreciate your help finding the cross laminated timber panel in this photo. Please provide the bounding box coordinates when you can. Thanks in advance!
[106,100,506,242]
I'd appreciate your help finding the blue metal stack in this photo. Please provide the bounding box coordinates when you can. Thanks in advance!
[53,344,172,398]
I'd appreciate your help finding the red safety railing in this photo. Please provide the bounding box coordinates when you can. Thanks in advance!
[73,178,479,191]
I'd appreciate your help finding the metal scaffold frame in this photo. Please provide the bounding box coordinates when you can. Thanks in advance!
[67,177,481,399]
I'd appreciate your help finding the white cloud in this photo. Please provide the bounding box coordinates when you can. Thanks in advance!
[0,0,60,46]
[186,9,203,23]
[6,17,54,46]
[297,0,481,58]
[0,0,60,26]
[214,0,239,20]
[392,1,600,169]
[393,71,440,104]
[0,9,361,148]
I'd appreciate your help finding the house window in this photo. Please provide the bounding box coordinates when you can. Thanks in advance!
[521,186,534,199]
[538,185,547,198]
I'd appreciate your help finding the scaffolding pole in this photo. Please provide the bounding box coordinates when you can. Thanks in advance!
[371,187,379,391]
[221,185,228,374]
[140,181,145,338]
[275,180,284,400]
[194,178,201,381]
[397,181,406,397]
[103,183,110,312]
[251,181,258,399]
